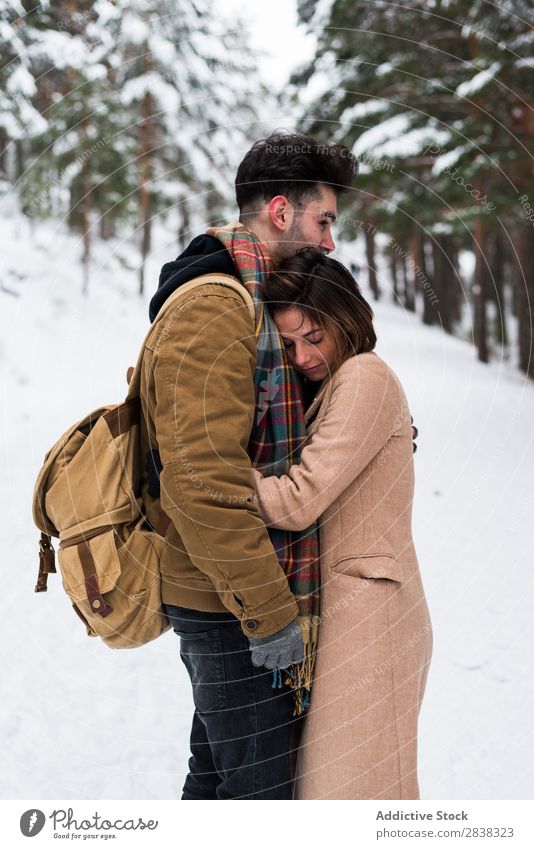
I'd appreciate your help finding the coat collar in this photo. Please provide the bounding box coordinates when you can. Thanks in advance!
[303,354,362,429]
[304,374,334,428]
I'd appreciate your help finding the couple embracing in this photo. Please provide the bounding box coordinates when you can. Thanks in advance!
[142,131,433,800]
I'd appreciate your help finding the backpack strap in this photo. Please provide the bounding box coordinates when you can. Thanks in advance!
[126,273,259,401]
[123,273,259,542]
[34,532,57,593]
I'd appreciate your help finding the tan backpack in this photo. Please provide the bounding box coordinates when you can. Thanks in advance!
[32,274,256,649]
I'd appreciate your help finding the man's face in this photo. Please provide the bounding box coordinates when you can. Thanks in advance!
[274,185,338,261]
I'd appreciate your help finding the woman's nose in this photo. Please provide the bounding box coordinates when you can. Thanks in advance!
[294,343,312,368]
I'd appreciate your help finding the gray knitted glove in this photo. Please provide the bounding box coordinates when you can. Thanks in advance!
[247,620,304,670]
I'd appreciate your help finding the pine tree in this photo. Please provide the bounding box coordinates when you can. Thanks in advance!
[292,0,534,375]
[0,0,46,187]
[104,0,264,294]
[1,0,267,293]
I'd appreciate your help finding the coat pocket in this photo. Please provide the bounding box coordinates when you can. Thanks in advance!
[330,553,405,583]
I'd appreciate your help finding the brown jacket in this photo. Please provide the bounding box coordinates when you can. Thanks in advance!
[139,276,298,638]
[253,352,433,799]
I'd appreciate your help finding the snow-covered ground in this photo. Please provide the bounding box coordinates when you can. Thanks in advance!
[1,206,533,800]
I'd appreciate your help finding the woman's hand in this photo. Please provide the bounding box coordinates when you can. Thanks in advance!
[411,416,418,453]
[252,467,264,485]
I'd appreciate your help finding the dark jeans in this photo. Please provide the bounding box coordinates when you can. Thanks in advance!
[165,604,301,800]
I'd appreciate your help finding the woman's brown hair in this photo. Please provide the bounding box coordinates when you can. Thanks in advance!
[264,248,376,373]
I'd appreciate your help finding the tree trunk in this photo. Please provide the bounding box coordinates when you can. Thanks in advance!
[491,231,508,348]
[99,214,115,240]
[511,261,520,318]
[138,49,155,297]
[388,247,399,303]
[432,235,458,334]
[365,226,380,300]
[177,196,191,250]
[0,127,7,176]
[401,254,415,312]
[411,226,434,325]
[514,223,534,378]
[450,241,462,326]
[473,217,490,364]
[139,148,151,297]
[15,139,24,181]
[81,178,92,296]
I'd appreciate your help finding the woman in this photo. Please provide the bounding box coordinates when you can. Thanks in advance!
[252,249,433,800]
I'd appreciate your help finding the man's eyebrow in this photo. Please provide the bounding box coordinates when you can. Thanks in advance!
[321,210,337,222]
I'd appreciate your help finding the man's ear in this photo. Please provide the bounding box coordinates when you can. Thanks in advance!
[268,195,293,233]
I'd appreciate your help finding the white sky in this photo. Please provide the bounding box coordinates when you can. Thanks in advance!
[216,0,316,88]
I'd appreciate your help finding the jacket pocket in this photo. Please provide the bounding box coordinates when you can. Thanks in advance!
[330,553,405,583]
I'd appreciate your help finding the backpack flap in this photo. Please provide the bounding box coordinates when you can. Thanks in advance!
[32,400,142,597]
[33,402,142,541]
[32,406,111,539]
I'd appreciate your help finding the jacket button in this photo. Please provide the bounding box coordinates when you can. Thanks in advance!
[245,618,258,631]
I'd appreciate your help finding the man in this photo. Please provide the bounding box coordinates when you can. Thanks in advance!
[141,132,356,799]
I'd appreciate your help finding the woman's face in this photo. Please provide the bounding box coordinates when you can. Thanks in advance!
[274,307,338,382]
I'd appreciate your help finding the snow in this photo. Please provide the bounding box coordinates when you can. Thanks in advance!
[341,98,388,123]
[29,31,90,71]
[353,113,451,160]
[148,33,178,68]
[85,62,108,82]
[93,0,121,27]
[432,145,471,175]
[353,113,412,156]
[309,0,335,26]
[456,62,502,99]
[6,66,37,98]
[1,206,534,800]
[118,12,151,47]
[121,72,180,113]
[0,97,47,138]
[375,61,394,77]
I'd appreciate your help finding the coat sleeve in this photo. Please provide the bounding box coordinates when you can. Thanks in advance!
[151,286,298,637]
[252,355,402,531]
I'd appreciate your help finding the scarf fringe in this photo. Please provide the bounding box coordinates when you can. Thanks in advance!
[271,639,318,716]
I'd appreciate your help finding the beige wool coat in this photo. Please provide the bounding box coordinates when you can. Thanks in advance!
[253,351,433,800]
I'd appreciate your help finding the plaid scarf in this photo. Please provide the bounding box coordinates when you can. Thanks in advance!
[206,221,320,714]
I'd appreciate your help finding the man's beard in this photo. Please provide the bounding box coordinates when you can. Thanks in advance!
[271,219,308,263]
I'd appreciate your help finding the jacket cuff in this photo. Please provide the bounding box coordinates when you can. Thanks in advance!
[221,586,299,638]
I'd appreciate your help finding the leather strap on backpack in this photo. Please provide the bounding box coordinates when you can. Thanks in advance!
[78,540,113,617]
[34,533,56,593]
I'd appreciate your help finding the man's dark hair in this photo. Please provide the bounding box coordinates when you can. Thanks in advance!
[235,131,358,218]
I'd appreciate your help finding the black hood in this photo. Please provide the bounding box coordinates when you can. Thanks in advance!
[149,234,238,322]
